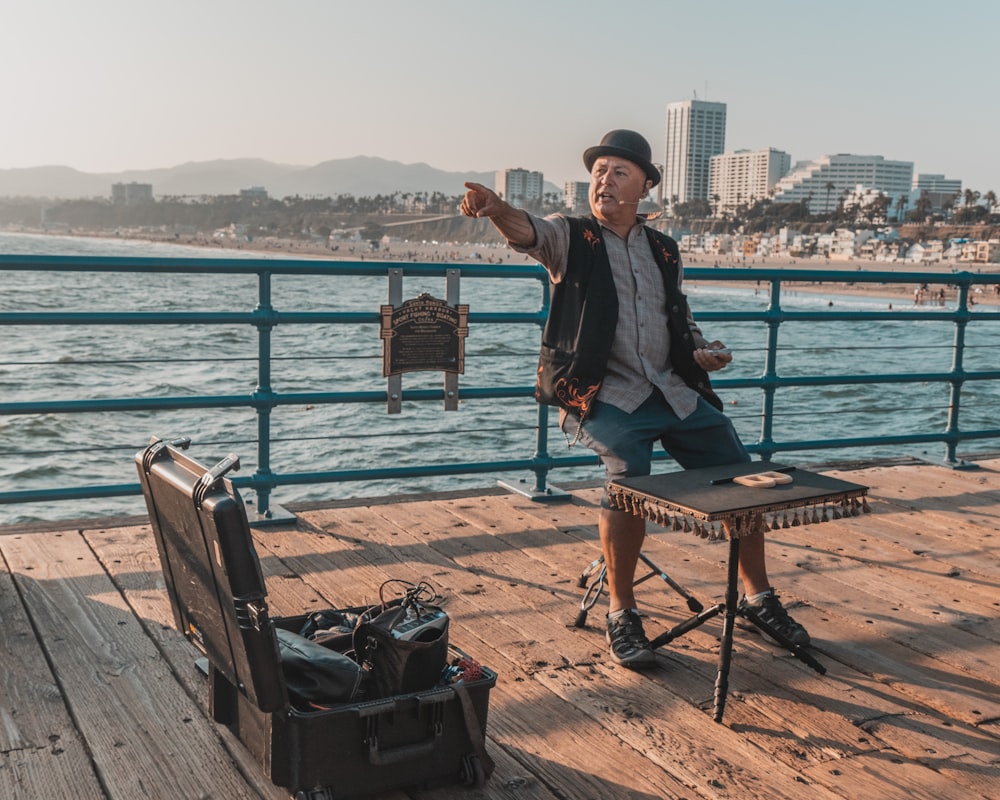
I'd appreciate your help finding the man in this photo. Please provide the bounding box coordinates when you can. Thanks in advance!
[461,129,809,669]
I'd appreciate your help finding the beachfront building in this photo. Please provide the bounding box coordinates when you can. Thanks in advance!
[708,148,791,217]
[111,182,154,205]
[664,99,727,204]
[495,168,543,209]
[240,186,269,201]
[564,181,589,212]
[911,174,962,214]
[959,240,1000,263]
[829,228,875,260]
[771,155,914,216]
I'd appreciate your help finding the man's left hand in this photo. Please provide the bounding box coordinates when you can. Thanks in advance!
[695,341,733,371]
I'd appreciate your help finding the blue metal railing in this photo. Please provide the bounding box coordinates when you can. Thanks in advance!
[2,253,999,518]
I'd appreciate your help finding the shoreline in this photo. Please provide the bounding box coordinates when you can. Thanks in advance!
[4,226,1000,307]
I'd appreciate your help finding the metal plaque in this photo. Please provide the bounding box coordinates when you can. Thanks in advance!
[380,293,468,377]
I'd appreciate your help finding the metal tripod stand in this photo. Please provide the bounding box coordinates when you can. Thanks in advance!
[573,551,704,628]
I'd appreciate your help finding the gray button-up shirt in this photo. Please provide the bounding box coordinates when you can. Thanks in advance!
[511,214,709,419]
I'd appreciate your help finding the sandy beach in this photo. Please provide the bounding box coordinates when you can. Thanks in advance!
[9,225,1000,307]
[200,232,1000,308]
[680,254,1000,307]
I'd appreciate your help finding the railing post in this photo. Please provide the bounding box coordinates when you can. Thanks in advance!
[757,279,783,461]
[497,275,568,501]
[247,270,293,524]
[943,280,971,468]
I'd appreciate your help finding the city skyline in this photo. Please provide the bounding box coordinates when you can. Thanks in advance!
[2,1,997,193]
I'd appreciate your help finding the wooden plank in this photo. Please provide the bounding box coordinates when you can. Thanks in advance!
[764,518,1000,651]
[531,662,846,800]
[796,749,975,800]
[0,531,262,800]
[857,712,1000,799]
[0,567,104,799]
[851,506,1000,588]
[735,528,1000,726]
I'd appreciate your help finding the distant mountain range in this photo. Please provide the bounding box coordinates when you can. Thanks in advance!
[0,156,562,200]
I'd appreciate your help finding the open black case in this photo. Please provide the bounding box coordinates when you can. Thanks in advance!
[136,438,496,799]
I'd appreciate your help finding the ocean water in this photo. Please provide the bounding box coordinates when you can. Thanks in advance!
[2,231,999,526]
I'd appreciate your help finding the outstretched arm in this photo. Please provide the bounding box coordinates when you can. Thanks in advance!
[460,182,537,248]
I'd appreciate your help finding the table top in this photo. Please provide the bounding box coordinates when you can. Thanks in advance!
[609,462,869,522]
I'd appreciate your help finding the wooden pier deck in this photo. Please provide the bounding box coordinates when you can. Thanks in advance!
[1,456,998,800]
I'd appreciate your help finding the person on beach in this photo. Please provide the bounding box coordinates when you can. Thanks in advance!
[461,129,809,669]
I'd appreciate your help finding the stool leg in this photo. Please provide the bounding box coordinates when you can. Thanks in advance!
[713,537,741,723]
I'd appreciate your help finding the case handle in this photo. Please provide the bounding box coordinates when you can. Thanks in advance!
[364,702,445,765]
[366,732,440,766]
[194,454,241,506]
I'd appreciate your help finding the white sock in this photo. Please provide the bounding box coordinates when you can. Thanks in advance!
[745,588,774,605]
[608,607,638,621]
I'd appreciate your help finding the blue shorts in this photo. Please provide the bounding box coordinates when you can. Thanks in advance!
[562,391,750,508]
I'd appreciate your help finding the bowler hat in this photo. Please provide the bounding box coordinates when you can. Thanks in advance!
[583,129,660,187]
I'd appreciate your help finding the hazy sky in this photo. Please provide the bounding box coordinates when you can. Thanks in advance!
[2,0,997,192]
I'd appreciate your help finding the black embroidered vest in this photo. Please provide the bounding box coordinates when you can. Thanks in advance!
[534,216,722,418]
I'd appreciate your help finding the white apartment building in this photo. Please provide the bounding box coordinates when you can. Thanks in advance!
[495,168,543,208]
[771,154,914,215]
[664,99,726,204]
[709,148,791,216]
[564,181,589,212]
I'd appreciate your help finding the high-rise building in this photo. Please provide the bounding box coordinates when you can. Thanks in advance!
[771,154,914,215]
[663,99,727,205]
[495,168,543,208]
[709,148,791,216]
[111,182,154,205]
[911,174,962,213]
[564,181,589,212]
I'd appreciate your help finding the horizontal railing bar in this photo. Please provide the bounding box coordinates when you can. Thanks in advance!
[6,369,1000,417]
[0,310,546,326]
[4,426,998,507]
[0,350,544,367]
[746,429,1000,453]
[0,254,549,280]
[4,255,996,287]
[0,386,538,415]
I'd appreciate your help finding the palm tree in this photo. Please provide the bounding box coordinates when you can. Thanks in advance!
[984,190,998,216]
[824,181,835,216]
[914,190,932,220]
[895,194,907,222]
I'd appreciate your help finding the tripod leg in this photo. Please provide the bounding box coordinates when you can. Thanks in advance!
[713,537,741,723]
[635,552,704,613]
[648,602,722,649]
[574,563,607,628]
[577,556,605,588]
[738,605,826,674]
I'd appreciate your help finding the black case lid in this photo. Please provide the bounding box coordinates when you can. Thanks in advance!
[136,440,287,712]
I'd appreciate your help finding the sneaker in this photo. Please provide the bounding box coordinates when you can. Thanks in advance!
[738,590,811,647]
[606,610,656,669]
